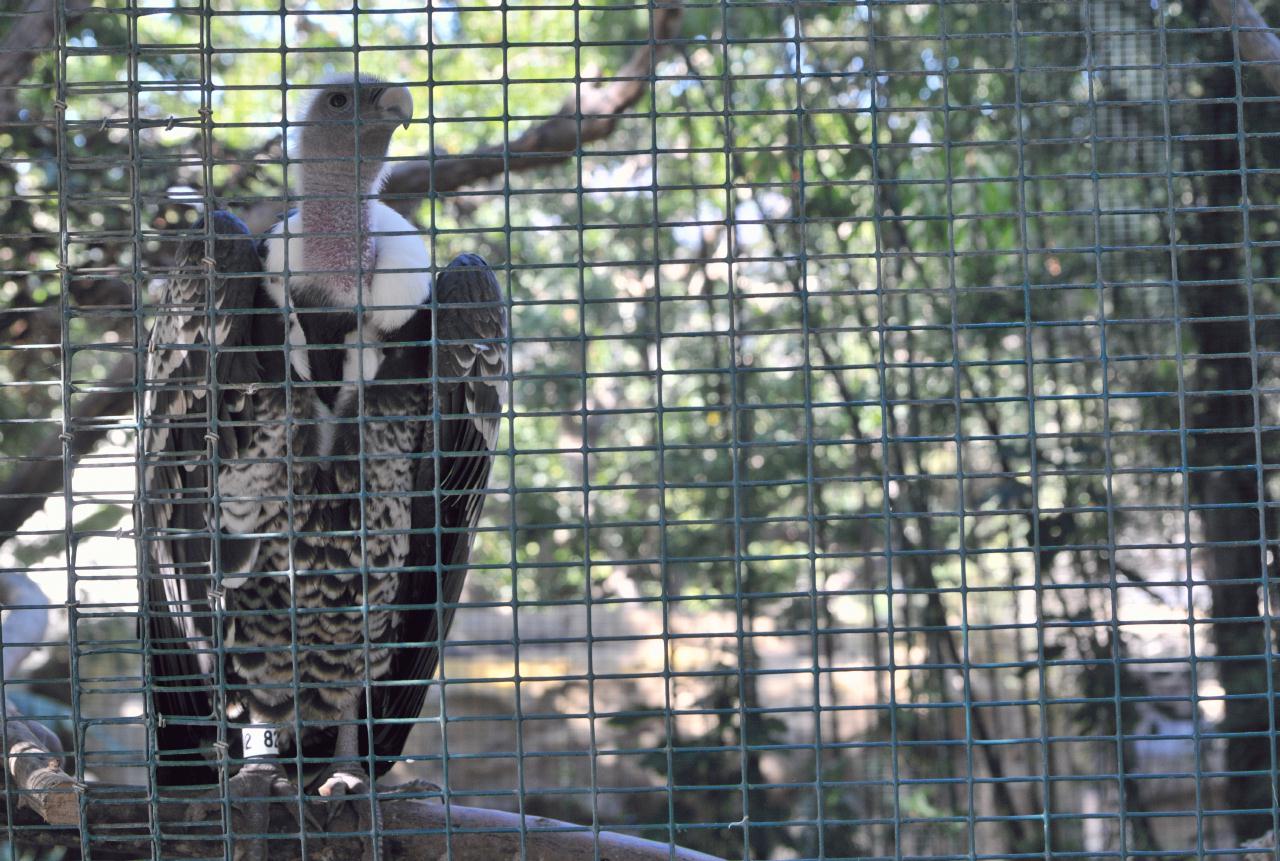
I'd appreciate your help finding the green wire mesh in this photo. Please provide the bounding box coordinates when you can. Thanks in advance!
[2,0,1280,858]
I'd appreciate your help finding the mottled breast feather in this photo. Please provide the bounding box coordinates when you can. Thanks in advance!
[303,252,508,771]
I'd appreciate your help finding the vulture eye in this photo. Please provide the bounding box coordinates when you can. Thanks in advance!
[327,92,349,109]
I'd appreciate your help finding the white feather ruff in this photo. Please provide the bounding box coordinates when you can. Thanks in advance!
[263,202,431,332]
[262,201,432,385]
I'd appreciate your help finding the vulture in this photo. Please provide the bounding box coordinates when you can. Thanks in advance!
[140,75,506,859]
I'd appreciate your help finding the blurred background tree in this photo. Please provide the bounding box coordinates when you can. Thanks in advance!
[3,0,1280,858]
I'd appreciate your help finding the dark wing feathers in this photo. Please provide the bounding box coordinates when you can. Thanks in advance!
[363,375,500,768]
[144,210,277,785]
[348,254,507,770]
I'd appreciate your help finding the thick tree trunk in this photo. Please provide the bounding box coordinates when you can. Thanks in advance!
[1177,43,1275,839]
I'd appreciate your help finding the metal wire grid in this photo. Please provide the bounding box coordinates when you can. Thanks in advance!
[1,0,1279,858]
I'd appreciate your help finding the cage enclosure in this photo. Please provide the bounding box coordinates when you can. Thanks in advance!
[2,0,1280,859]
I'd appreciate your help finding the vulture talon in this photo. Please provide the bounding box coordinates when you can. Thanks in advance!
[312,764,380,861]
[185,760,299,861]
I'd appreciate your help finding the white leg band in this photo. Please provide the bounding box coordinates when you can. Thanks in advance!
[241,726,281,758]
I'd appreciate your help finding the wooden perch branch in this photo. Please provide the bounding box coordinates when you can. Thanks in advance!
[1,572,78,826]
[12,793,730,861]
[1211,0,1280,96]
[382,1,684,211]
[0,726,726,861]
[1,707,77,827]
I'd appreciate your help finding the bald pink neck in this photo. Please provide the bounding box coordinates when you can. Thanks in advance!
[299,161,380,299]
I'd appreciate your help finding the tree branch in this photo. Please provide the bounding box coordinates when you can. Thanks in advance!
[0,357,135,549]
[4,761,727,861]
[1,562,77,827]
[0,0,89,124]
[1211,0,1280,96]
[381,1,683,212]
[1,707,78,827]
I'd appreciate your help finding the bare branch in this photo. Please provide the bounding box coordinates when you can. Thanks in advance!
[2,707,78,827]
[1211,0,1280,96]
[0,510,76,828]
[0,0,90,123]
[177,0,683,221]
[381,1,684,212]
[0,358,135,548]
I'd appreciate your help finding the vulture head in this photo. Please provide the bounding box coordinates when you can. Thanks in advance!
[296,73,413,192]
[279,73,417,302]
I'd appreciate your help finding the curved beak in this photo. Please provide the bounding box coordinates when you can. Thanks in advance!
[375,85,414,130]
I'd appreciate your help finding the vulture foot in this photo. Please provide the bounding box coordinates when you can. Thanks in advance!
[312,764,380,861]
[185,760,299,861]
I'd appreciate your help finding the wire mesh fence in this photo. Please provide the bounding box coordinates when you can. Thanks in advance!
[2,0,1280,858]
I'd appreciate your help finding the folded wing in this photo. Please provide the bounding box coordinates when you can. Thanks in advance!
[141,211,290,785]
